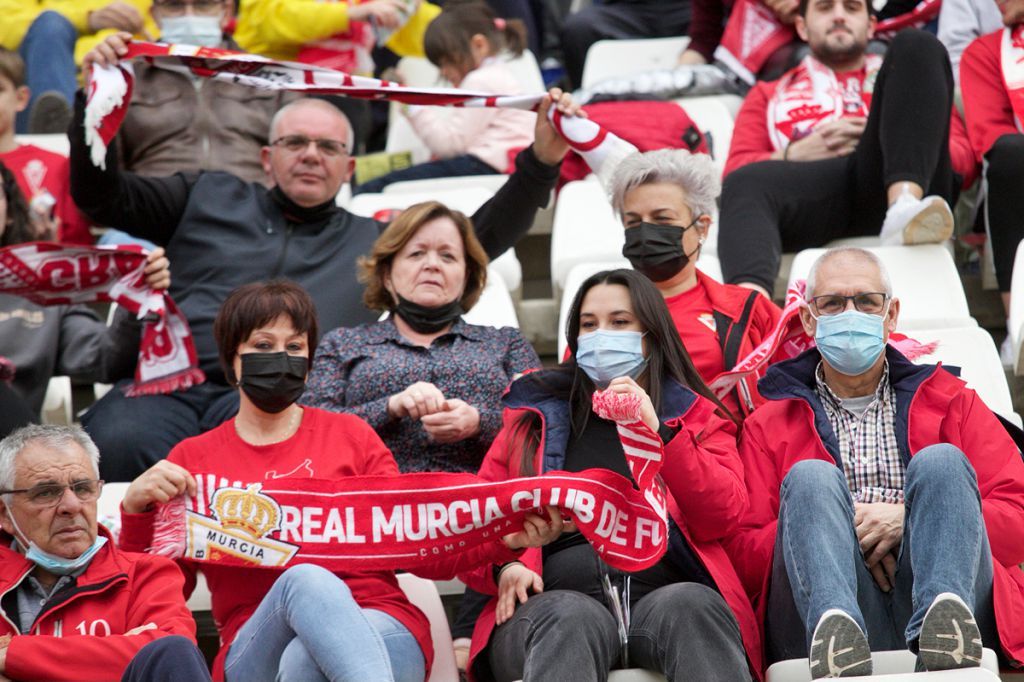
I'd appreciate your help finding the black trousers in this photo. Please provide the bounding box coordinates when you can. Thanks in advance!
[0,383,34,439]
[121,636,211,682]
[718,30,955,295]
[559,1,691,89]
[984,133,1024,292]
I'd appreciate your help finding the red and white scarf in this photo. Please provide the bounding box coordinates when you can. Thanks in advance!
[1001,24,1024,132]
[767,54,883,151]
[716,0,939,85]
[0,242,203,396]
[149,392,669,572]
[84,41,638,187]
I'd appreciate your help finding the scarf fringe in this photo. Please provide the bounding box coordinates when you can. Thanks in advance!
[150,497,188,558]
[123,368,207,398]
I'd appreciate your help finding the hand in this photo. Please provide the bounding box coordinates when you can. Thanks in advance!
[532,87,587,166]
[419,399,480,443]
[88,2,145,33]
[783,117,864,161]
[30,210,58,242]
[82,32,133,83]
[0,632,11,673]
[677,49,708,66]
[604,376,659,433]
[123,460,197,514]
[503,506,576,550]
[143,247,171,291]
[495,563,543,625]
[764,0,799,23]
[387,382,446,420]
[348,0,408,28]
[867,550,898,592]
[855,501,904,569]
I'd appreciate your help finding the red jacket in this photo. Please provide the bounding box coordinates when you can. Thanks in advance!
[723,70,979,186]
[727,347,1024,666]
[460,370,764,679]
[961,29,1020,163]
[0,526,197,681]
[120,407,519,680]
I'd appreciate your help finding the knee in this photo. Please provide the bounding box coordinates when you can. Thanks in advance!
[781,459,845,501]
[887,28,945,61]
[25,11,76,42]
[516,591,609,633]
[654,583,730,624]
[985,134,1024,176]
[907,444,976,485]
[560,9,599,44]
[278,563,347,599]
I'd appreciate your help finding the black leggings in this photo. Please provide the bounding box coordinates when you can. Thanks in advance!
[984,133,1024,292]
[718,30,955,295]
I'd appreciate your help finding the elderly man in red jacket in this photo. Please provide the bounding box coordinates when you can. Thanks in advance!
[0,424,208,681]
[727,247,1024,679]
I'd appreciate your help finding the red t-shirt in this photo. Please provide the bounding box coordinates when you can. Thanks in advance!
[664,281,726,390]
[0,144,93,244]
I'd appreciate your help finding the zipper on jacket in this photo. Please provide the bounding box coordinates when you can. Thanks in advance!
[30,573,128,633]
[0,566,33,632]
[272,223,294,278]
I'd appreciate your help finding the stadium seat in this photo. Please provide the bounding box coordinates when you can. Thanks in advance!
[580,37,691,90]
[41,376,73,426]
[396,573,460,682]
[550,177,621,298]
[1006,241,1024,374]
[383,175,510,196]
[347,187,522,291]
[14,134,70,156]
[673,97,739,174]
[766,648,1000,681]
[902,325,1020,427]
[462,269,520,329]
[787,246,973,330]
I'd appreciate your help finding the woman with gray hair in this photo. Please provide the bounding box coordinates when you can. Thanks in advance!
[610,148,782,417]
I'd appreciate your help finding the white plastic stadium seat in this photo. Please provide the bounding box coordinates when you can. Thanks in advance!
[462,268,520,329]
[396,573,460,682]
[580,37,691,90]
[1007,240,1024,375]
[550,177,623,296]
[903,326,1017,425]
[41,376,73,426]
[766,648,1000,681]
[673,96,737,174]
[347,188,522,291]
[384,175,509,196]
[787,246,973,330]
[14,133,70,156]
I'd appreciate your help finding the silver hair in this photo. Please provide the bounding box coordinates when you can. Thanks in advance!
[609,148,720,220]
[268,98,356,152]
[805,247,894,299]
[0,424,101,493]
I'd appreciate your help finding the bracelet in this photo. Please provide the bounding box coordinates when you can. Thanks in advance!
[493,561,524,584]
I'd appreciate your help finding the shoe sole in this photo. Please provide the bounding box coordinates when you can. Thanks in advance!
[28,91,72,135]
[902,198,953,245]
[809,611,873,678]
[919,593,983,671]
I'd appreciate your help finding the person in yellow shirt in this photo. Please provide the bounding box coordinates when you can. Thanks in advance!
[2,0,154,133]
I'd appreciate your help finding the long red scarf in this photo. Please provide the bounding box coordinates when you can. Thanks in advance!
[0,242,204,395]
[149,391,669,572]
[1001,24,1024,132]
[84,42,638,187]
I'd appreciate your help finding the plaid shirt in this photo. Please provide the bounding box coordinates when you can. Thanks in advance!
[815,362,905,503]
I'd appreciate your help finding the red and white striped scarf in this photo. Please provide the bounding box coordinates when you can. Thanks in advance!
[1001,24,1024,132]
[84,41,638,187]
[0,242,203,395]
[149,392,668,572]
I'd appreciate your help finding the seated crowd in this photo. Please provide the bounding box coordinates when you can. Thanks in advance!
[0,0,1022,680]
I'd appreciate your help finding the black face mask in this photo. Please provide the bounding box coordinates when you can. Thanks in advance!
[238,352,307,414]
[393,294,464,334]
[622,220,702,282]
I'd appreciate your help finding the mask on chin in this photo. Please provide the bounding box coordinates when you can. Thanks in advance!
[7,510,106,576]
[622,220,702,282]
[159,15,223,47]
[393,294,463,334]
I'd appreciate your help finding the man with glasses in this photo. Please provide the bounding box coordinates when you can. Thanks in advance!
[726,247,1024,677]
[0,424,209,681]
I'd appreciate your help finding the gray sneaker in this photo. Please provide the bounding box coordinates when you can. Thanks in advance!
[809,609,873,678]
[919,592,983,671]
[28,91,72,135]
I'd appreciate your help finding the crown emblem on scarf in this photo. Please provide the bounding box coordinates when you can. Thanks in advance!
[211,484,280,539]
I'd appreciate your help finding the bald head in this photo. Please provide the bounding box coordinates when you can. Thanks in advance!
[806,247,892,300]
[268,98,355,152]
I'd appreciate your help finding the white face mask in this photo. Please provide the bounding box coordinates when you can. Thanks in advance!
[7,508,106,576]
[159,15,223,47]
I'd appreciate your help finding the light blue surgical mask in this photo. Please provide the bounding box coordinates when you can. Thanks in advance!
[159,15,223,47]
[576,329,647,387]
[813,308,887,376]
[7,509,107,576]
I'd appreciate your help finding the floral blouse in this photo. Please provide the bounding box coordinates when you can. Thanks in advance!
[303,317,540,473]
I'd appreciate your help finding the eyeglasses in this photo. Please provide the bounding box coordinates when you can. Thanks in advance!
[153,0,225,15]
[0,480,104,508]
[808,292,889,316]
[271,135,349,157]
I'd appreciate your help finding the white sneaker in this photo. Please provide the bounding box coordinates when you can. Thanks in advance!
[879,191,954,246]
[809,609,873,678]
[918,592,983,671]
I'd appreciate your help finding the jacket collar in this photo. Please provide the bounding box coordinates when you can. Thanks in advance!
[362,316,482,346]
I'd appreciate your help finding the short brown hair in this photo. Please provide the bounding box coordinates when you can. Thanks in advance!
[213,280,319,384]
[360,201,489,312]
[0,49,25,88]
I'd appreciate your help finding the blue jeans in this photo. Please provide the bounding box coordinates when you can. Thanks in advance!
[766,446,998,663]
[15,11,77,133]
[223,564,425,682]
[353,153,498,195]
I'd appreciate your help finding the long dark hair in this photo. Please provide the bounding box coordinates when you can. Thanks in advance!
[513,269,737,475]
[1,163,35,247]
